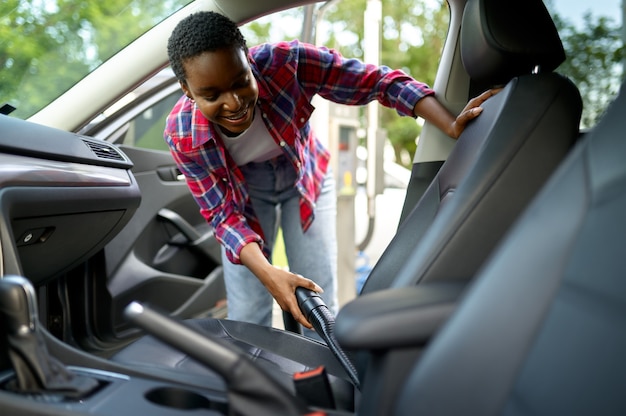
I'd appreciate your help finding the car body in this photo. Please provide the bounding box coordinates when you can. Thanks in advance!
[0,0,623,414]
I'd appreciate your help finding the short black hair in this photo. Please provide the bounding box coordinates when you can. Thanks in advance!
[167,11,248,83]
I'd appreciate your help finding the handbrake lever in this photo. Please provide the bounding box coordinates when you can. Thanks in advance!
[124,301,308,416]
[295,287,361,390]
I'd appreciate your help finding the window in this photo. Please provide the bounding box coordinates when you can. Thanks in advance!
[1,1,192,120]
[116,90,180,152]
[546,0,625,128]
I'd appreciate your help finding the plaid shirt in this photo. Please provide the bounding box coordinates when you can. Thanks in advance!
[165,40,434,264]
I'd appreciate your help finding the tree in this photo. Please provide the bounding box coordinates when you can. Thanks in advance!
[4,1,622,141]
[241,8,305,46]
[1,0,184,119]
[322,0,626,161]
[320,0,449,166]
[553,13,625,127]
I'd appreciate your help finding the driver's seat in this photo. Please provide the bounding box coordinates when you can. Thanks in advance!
[111,0,582,407]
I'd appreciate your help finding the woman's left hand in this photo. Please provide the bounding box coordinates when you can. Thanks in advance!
[449,87,503,138]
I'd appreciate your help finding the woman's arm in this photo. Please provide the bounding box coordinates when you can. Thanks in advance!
[414,88,502,139]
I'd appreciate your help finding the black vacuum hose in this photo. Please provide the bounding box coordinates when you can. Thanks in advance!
[295,287,361,390]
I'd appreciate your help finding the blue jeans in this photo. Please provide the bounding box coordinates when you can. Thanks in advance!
[221,155,338,328]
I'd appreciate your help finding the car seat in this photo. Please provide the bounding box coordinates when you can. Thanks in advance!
[111,0,582,409]
[382,76,626,416]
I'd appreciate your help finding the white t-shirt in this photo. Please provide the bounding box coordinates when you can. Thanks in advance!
[219,107,283,166]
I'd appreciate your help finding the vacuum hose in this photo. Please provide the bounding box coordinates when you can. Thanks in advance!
[295,287,361,390]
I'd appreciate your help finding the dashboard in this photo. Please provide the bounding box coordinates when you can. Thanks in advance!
[0,115,141,284]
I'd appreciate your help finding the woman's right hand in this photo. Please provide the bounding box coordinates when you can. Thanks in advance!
[239,242,323,329]
[261,266,323,329]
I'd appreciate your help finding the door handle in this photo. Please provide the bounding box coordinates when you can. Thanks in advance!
[157,166,186,182]
[157,208,221,263]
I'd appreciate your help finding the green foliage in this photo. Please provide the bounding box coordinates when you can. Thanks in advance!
[241,21,273,46]
[241,7,306,45]
[553,13,625,127]
[319,0,366,57]
[3,0,623,141]
[1,0,188,118]
[385,109,422,163]
[272,228,288,268]
[322,0,449,166]
[321,1,625,160]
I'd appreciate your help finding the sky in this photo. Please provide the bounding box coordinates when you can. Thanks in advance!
[551,0,622,26]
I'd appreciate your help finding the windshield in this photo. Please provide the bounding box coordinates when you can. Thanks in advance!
[0,0,191,120]
[3,0,623,130]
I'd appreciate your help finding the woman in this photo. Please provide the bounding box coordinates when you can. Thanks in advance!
[164,11,498,331]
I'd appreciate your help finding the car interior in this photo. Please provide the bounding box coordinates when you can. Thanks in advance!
[111,1,583,413]
[0,0,624,415]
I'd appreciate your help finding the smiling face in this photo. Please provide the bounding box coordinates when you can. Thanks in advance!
[180,47,258,137]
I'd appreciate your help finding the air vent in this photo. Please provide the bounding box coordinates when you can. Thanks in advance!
[83,140,125,161]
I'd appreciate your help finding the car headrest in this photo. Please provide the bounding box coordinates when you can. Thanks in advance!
[460,0,565,86]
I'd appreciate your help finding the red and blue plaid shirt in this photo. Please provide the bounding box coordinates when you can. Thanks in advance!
[165,40,434,264]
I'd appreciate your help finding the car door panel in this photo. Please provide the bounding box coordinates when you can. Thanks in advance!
[103,145,225,334]
[65,83,228,338]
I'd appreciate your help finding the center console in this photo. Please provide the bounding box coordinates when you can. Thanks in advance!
[0,276,230,416]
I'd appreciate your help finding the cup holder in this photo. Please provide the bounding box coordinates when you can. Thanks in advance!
[145,387,227,413]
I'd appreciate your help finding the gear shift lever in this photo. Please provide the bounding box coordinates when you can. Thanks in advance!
[0,276,98,397]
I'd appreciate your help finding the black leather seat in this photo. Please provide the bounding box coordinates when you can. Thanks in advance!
[379,75,626,416]
[112,0,582,405]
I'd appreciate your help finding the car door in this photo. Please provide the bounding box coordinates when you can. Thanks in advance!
[79,72,226,338]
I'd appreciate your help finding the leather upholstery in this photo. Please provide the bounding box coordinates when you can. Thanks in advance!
[461,0,564,85]
[394,79,626,416]
[362,72,581,293]
[360,0,573,294]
